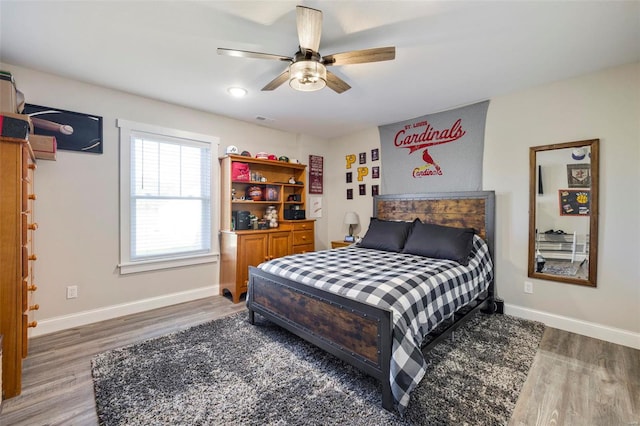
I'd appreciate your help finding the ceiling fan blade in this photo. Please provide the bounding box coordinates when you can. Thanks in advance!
[326,71,351,94]
[296,5,322,53]
[323,46,396,66]
[217,48,292,62]
[262,69,290,91]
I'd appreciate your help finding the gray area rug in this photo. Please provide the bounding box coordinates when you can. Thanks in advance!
[91,311,544,425]
[542,262,580,276]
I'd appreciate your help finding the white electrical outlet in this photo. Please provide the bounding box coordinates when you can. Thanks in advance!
[66,285,78,299]
[524,281,533,294]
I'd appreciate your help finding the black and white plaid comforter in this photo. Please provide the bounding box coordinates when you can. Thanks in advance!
[257,234,494,413]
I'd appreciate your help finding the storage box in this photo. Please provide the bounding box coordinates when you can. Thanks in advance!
[0,71,24,113]
[29,134,57,161]
[0,112,31,139]
[231,162,250,181]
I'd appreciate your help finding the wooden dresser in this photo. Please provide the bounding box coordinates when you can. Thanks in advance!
[0,136,38,399]
[219,155,315,303]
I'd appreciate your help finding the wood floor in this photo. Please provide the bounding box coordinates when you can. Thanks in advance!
[0,296,637,425]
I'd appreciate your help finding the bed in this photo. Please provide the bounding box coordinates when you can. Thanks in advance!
[247,191,496,413]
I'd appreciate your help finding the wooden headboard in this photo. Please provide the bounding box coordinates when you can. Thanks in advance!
[373,191,496,258]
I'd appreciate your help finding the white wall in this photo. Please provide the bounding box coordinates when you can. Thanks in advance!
[484,62,639,347]
[1,63,330,335]
[326,127,383,242]
[324,62,639,348]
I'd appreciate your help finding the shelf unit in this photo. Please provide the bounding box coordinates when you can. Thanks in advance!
[219,155,315,303]
[536,231,588,262]
[220,155,307,230]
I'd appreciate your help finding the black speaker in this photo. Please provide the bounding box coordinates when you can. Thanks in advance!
[235,210,251,230]
[284,209,306,220]
[494,298,504,314]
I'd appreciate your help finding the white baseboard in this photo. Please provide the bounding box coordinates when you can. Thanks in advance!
[31,286,218,337]
[505,303,640,350]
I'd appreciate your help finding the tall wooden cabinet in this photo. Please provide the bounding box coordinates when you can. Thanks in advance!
[219,155,315,303]
[0,136,38,399]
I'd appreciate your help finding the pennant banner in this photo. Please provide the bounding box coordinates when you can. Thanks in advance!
[378,101,489,194]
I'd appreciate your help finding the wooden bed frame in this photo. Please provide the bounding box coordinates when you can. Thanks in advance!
[247,191,496,411]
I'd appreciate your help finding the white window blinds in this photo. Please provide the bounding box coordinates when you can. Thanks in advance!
[118,119,219,274]
[131,133,211,259]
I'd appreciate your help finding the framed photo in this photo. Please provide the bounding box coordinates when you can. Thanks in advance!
[344,235,355,243]
[372,185,379,196]
[371,148,379,161]
[24,104,103,154]
[359,152,366,164]
[346,188,353,200]
[346,172,352,183]
[559,189,590,216]
[308,155,323,194]
[372,166,380,179]
[359,184,366,196]
[566,164,591,188]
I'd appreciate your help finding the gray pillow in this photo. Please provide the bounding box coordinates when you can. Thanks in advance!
[402,222,475,265]
[358,218,416,252]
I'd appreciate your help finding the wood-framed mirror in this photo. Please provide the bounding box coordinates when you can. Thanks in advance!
[528,139,599,286]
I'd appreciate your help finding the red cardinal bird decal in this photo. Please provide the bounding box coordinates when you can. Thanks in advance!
[422,149,441,172]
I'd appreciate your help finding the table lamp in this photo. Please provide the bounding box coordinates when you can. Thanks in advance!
[343,211,359,242]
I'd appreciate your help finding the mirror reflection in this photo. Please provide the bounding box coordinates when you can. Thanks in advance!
[529,139,599,286]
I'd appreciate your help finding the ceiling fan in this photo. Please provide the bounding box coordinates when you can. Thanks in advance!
[217,5,395,94]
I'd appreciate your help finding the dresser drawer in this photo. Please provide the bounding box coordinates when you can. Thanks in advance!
[293,230,313,246]
[292,221,313,231]
[291,243,314,254]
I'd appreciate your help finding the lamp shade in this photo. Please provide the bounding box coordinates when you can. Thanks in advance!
[344,211,359,237]
[343,211,359,225]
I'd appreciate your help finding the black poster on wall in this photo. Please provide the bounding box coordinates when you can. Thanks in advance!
[24,104,103,154]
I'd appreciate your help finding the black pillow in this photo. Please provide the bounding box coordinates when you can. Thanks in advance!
[358,218,416,252]
[402,222,475,265]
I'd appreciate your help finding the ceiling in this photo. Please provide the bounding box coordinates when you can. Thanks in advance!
[1,1,639,139]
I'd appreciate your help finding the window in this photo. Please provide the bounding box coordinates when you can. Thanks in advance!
[118,119,219,274]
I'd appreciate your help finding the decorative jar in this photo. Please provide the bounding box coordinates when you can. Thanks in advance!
[264,205,278,228]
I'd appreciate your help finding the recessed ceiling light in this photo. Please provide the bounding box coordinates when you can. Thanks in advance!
[227,87,247,98]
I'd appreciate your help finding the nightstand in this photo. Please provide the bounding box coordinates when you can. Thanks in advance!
[331,240,353,249]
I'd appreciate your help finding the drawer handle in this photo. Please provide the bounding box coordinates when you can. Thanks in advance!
[28,194,37,200]
[301,236,307,240]
[28,222,38,230]
[28,321,38,328]
[28,254,38,261]
[28,284,38,292]
[29,304,40,311]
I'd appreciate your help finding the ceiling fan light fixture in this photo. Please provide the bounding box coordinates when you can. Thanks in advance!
[289,60,326,92]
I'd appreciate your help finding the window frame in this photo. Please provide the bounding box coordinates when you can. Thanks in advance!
[117,119,219,274]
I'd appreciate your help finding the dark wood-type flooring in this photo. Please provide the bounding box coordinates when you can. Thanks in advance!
[1,296,637,425]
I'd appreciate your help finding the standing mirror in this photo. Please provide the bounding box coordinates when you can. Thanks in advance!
[528,139,599,286]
